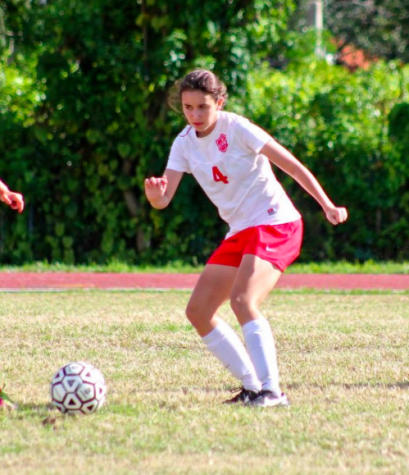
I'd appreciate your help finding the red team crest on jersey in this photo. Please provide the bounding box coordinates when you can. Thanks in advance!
[216,133,228,152]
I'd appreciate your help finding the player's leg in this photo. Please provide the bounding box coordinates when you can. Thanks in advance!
[185,263,235,336]
[230,221,303,407]
[230,253,282,326]
[230,253,285,397]
[186,264,261,400]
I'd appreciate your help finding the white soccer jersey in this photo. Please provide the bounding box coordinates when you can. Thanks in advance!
[167,111,301,238]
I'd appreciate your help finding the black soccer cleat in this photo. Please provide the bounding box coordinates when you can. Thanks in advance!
[248,390,290,407]
[223,387,260,405]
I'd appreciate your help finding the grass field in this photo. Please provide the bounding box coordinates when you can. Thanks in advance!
[1,289,408,474]
[1,259,409,274]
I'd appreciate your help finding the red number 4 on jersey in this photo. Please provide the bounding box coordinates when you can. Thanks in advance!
[212,166,229,184]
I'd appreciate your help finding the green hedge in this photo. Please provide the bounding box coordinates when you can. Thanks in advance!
[0,0,297,265]
[1,7,409,264]
[242,60,409,262]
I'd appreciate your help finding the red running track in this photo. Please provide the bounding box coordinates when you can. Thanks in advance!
[0,272,408,290]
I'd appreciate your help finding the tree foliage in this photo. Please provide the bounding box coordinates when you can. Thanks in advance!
[0,0,296,264]
[289,0,409,64]
[1,1,409,265]
[245,59,409,261]
[325,0,409,63]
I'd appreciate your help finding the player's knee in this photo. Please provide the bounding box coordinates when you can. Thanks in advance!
[185,300,201,327]
[186,300,215,333]
[230,293,253,318]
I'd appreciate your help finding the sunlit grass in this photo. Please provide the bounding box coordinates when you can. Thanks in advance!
[1,290,408,474]
[1,258,409,274]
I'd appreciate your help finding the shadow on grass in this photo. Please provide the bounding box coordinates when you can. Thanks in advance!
[4,404,69,429]
[132,382,409,394]
[5,403,59,419]
[287,381,409,390]
[14,402,55,411]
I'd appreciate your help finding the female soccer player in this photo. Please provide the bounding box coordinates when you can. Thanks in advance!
[144,69,348,407]
[0,178,24,213]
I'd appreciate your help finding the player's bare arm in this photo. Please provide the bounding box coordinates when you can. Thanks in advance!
[144,169,183,209]
[0,179,25,213]
[261,141,348,225]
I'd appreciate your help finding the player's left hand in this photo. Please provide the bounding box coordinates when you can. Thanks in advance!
[325,206,348,225]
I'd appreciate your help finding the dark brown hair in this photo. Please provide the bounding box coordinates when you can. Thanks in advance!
[168,69,228,112]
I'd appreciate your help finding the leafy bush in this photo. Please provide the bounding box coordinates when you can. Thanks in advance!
[243,60,409,261]
[0,0,295,265]
[1,0,409,264]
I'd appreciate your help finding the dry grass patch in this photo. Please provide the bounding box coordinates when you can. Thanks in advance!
[1,290,408,474]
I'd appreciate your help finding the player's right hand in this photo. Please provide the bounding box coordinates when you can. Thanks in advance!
[144,175,168,204]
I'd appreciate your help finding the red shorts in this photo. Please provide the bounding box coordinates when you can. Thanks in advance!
[207,220,303,272]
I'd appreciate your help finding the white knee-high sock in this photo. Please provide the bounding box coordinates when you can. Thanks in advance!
[242,318,281,396]
[202,320,261,392]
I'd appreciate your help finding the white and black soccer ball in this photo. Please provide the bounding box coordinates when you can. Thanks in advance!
[50,361,107,415]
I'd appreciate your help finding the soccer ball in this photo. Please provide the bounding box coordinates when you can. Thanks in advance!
[50,361,107,415]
